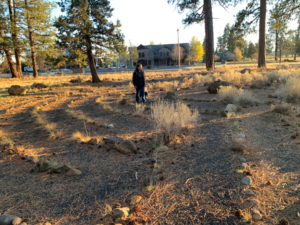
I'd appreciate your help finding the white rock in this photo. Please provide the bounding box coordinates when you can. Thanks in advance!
[225,104,237,113]
[107,124,114,128]
[245,189,254,196]
[238,133,245,138]
[77,139,83,144]
[241,163,247,169]
[241,177,252,185]
[252,209,262,220]
[230,112,235,117]
[240,157,246,162]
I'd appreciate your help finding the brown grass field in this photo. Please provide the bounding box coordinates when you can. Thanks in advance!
[0,66,300,225]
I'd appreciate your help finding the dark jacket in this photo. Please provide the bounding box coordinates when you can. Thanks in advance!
[132,70,146,87]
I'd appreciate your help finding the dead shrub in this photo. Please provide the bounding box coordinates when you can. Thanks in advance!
[31,83,48,89]
[165,91,177,99]
[154,82,165,90]
[271,102,294,116]
[219,86,256,105]
[250,78,266,89]
[217,65,232,72]
[134,103,145,116]
[275,77,300,101]
[151,100,199,143]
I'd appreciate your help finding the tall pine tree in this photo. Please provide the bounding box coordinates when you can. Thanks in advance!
[55,0,125,83]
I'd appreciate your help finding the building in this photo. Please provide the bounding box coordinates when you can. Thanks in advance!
[216,50,235,61]
[129,43,190,67]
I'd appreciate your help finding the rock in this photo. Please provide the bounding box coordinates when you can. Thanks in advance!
[31,83,48,89]
[12,218,22,225]
[77,139,84,144]
[38,159,58,172]
[143,174,156,186]
[176,88,181,91]
[225,104,237,113]
[245,199,259,208]
[240,69,251,74]
[0,215,19,225]
[252,209,262,220]
[241,163,247,169]
[103,137,123,145]
[238,133,246,138]
[245,189,255,196]
[116,140,137,154]
[240,157,246,162]
[110,207,130,220]
[87,138,99,145]
[66,168,82,176]
[107,124,114,128]
[130,195,142,205]
[19,223,27,225]
[242,177,252,185]
[154,146,168,154]
[51,163,72,173]
[207,80,234,94]
[8,85,27,96]
[220,111,228,117]
[230,112,235,117]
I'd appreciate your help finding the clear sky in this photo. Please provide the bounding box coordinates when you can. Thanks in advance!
[52,0,298,48]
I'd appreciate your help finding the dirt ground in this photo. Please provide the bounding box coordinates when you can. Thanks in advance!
[0,70,299,225]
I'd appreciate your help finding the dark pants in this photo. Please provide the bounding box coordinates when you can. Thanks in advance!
[136,86,145,103]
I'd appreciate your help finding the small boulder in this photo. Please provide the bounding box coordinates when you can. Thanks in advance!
[130,195,142,205]
[251,209,262,220]
[103,137,124,145]
[0,215,20,225]
[77,139,84,144]
[240,157,246,162]
[245,199,259,208]
[241,163,247,169]
[116,140,137,154]
[238,133,246,138]
[207,80,234,94]
[51,163,72,173]
[38,159,57,172]
[107,124,114,128]
[225,104,237,113]
[66,168,82,176]
[110,207,130,220]
[88,138,99,145]
[8,85,27,96]
[12,217,22,225]
[240,69,251,74]
[154,146,168,154]
[20,223,27,225]
[242,177,252,185]
[245,189,255,196]
[220,111,228,117]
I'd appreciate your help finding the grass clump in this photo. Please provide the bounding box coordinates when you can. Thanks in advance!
[151,100,199,143]
[45,123,56,132]
[165,91,177,99]
[219,86,256,105]
[71,131,88,141]
[134,103,145,116]
[275,77,300,101]
[271,102,294,115]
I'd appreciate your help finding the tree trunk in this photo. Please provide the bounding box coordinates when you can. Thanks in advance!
[275,30,278,61]
[294,52,296,61]
[258,0,267,68]
[7,0,22,77]
[280,49,282,63]
[204,0,214,71]
[86,37,100,83]
[0,28,19,78]
[25,0,38,78]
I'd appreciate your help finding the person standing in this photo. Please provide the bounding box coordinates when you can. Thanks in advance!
[132,63,146,103]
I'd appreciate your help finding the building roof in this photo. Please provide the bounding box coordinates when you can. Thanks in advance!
[136,43,190,53]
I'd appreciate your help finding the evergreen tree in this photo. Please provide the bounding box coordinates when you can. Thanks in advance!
[247,42,258,59]
[228,27,237,52]
[168,0,233,71]
[55,0,125,83]
[22,0,56,77]
[216,37,225,53]
[222,23,230,50]
[234,0,267,68]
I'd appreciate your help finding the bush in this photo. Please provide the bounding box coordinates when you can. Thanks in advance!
[151,100,199,143]
[275,77,300,101]
[218,86,256,105]
[271,102,294,116]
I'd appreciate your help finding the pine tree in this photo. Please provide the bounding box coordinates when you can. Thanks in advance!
[222,23,230,50]
[55,0,125,83]
[22,0,56,77]
[247,42,258,59]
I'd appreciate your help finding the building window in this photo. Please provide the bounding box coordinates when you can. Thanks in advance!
[139,53,141,58]
[142,53,145,57]
[167,52,169,56]
[148,60,151,65]
[160,52,162,56]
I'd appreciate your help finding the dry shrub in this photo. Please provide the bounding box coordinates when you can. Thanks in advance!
[250,78,266,89]
[271,102,294,116]
[217,65,232,72]
[265,71,280,85]
[154,82,165,90]
[164,81,179,91]
[134,103,145,116]
[45,123,56,132]
[165,91,177,99]
[275,77,300,100]
[221,71,242,87]
[219,86,256,105]
[151,100,199,143]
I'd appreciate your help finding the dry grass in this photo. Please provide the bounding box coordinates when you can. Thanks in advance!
[134,103,145,116]
[219,86,256,105]
[71,131,89,142]
[217,65,232,72]
[45,123,57,133]
[275,76,300,101]
[271,102,294,116]
[151,100,199,143]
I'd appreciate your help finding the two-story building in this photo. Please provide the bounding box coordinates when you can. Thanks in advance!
[129,43,190,67]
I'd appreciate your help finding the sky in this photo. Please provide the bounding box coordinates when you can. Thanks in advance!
[52,0,299,48]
